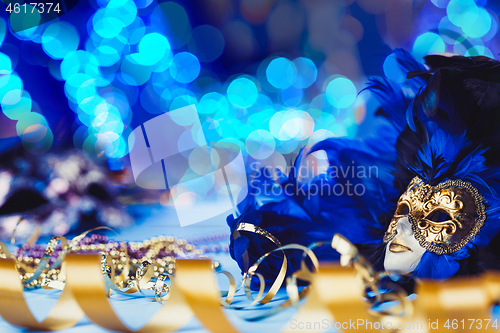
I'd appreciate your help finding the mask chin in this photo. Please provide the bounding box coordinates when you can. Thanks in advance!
[383,244,425,273]
[383,217,426,273]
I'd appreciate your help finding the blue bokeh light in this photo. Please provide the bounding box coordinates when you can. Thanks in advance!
[266,57,297,89]
[383,53,406,83]
[169,52,200,83]
[325,76,357,108]
[281,85,303,107]
[198,92,229,115]
[292,57,317,89]
[0,52,12,73]
[245,129,276,160]
[151,2,191,49]
[42,22,80,60]
[0,18,6,47]
[2,92,31,120]
[16,111,48,137]
[132,32,171,66]
[412,32,445,62]
[170,94,197,111]
[481,10,498,42]
[438,16,463,44]
[120,55,152,86]
[75,78,98,105]
[160,88,172,111]
[106,0,137,28]
[60,51,100,81]
[431,0,451,8]
[463,44,494,57]
[4,0,370,159]
[65,73,93,103]
[0,73,23,97]
[461,7,491,38]
[227,77,258,109]
[91,111,124,134]
[447,0,477,28]
[92,45,120,67]
[93,9,123,38]
[126,17,145,45]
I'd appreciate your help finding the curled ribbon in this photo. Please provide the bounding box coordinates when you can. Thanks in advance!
[0,223,500,332]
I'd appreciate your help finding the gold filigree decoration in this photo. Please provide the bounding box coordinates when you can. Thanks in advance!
[384,176,486,255]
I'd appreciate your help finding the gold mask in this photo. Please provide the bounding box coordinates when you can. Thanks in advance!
[384,177,486,255]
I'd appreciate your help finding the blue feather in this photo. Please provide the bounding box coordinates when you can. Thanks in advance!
[406,99,417,131]
[362,77,410,132]
[392,48,427,93]
[228,50,500,283]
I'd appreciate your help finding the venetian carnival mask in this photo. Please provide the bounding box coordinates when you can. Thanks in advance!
[383,177,486,273]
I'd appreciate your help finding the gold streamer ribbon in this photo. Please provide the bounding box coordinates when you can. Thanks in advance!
[1,220,500,333]
[2,253,500,332]
[405,272,500,333]
[65,253,192,332]
[0,256,83,331]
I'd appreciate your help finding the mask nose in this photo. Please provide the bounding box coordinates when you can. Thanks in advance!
[396,216,413,236]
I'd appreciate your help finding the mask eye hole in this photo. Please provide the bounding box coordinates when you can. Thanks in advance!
[396,202,409,215]
[427,209,451,222]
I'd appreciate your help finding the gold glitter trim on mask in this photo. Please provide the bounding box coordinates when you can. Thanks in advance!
[384,177,486,255]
